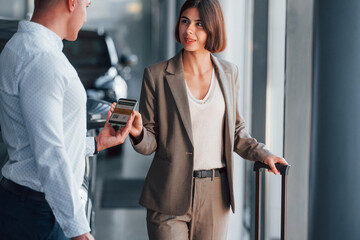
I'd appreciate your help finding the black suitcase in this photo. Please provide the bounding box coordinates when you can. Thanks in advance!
[253,162,291,240]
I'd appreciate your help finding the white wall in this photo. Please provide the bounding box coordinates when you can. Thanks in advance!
[264,0,286,239]
[284,0,314,239]
[0,0,28,19]
[219,0,254,239]
[221,1,288,240]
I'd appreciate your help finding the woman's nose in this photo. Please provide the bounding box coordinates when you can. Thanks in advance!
[186,24,194,34]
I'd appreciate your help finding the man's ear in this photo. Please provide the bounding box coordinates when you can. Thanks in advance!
[67,0,76,12]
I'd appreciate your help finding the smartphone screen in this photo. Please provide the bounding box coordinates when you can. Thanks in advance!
[108,98,137,127]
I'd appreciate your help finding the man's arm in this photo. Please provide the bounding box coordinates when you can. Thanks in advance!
[19,58,89,238]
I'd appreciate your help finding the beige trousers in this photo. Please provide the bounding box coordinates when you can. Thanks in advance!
[146,172,231,240]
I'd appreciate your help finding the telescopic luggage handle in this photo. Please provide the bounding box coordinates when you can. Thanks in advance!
[253,162,291,240]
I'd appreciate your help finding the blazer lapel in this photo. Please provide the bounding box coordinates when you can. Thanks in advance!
[165,51,194,146]
[211,55,234,164]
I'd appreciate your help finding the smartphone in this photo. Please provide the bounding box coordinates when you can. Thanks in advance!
[108,98,137,127]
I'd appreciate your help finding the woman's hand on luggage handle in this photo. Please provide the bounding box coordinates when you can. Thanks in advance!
[264,155,288,175]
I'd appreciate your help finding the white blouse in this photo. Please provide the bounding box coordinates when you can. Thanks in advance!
[185,70,226,170]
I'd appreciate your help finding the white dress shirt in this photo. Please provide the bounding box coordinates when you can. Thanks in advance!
[0,20,94,237]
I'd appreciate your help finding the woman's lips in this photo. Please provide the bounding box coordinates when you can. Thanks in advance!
[185,37,196,44]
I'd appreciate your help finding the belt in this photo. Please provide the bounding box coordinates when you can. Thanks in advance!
[0,178,46,202]
[193,167,226,178]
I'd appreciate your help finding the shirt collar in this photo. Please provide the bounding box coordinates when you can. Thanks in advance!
[18,20,64,51]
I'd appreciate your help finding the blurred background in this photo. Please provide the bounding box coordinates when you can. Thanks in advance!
[1,0,360,239]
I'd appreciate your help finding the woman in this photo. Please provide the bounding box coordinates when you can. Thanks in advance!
[129,0,288,239]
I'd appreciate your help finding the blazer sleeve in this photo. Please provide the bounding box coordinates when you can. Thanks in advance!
[131,67,159,155]
[232,65,273,162]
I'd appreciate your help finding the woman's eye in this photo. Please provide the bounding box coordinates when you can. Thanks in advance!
[181,19,189,24]
[197,22,203,27]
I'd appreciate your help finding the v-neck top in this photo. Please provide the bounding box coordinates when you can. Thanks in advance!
[186,69,216,104]
[185,70,226,170]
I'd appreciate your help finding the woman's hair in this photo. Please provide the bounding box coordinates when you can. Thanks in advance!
[175,0,227,53]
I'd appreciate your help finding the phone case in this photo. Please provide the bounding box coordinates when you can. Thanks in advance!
[109,98,137,127]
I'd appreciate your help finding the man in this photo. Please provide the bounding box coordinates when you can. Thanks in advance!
[0,0,135,239]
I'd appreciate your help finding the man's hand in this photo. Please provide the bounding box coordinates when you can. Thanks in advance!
[263,155,288,175]
[95,102,134,152]
[72,232,94,240]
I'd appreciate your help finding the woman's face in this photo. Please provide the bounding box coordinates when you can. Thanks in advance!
[178,7,208,53]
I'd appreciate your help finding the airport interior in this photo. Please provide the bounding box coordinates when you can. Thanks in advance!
[0,0,360,240]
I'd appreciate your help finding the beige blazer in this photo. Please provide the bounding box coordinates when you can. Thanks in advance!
[132,50,272,216]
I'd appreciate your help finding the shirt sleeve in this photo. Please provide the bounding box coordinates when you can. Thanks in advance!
[232,64,273,162]
[131,67,158,155]
[85,137,96,156]
[18,55,90,237]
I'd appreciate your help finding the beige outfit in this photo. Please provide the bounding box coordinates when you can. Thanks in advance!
[132,50,272,239]
[147,172,230,240]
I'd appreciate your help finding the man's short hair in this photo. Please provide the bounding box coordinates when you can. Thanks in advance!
[174,0,227,53]
[34,0,62,10]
